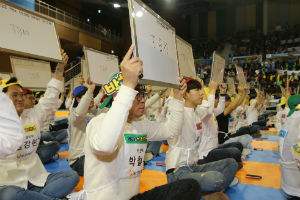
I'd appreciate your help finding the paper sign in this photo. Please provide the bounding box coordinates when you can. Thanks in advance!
[103,72,123,96]
[227,77,236,94]
[210,51,225,83]
[235,65,247,86]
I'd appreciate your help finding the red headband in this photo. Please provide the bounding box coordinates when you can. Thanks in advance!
[185,78,194,83]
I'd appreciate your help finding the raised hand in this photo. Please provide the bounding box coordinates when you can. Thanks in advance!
[84,76,96,94]
[173,76,187,101]
[237,84,245,94]
[121,45,143,89]
[219,83,227,94]
[55,49,69,81]
[209,81,218,94]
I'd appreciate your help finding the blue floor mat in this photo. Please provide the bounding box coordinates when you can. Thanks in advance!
[247,150,280,164]
[262,135,278,142]
[145,152,166,172]
[145,161,166,172]
[226,183,285,200]
[59,143,69,152]
[253,135,278,142]
[55,117,68,121]
[44,158,71,173]
[151,152,166,161]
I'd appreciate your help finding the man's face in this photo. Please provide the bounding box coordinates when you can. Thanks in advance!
[5,85,24,115]
[185,88,203,107]
[129,92,146,119]
[24,94,35,109]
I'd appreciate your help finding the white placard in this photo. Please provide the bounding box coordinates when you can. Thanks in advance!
[128,0,179,88]
[10,56,51,89]
[176,36,196,78]
[0,2,62,62]
[210,51,225,83]
[84,47,119,85]
[235,65,247,86]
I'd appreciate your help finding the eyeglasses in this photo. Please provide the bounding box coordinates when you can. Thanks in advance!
[136,92,148,102]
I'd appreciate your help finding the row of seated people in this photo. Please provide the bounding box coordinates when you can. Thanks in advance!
[0,46,300,200]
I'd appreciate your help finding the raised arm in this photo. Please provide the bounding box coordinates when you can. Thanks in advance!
[224,84,246,116]
[87,45,142,155]
[73,79,95,120]
[33,50,68,123]
[214,83,227,116]
[147,78,186,141]
[94,88,105,106]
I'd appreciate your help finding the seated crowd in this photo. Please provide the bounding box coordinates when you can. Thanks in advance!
[0,45,300,200]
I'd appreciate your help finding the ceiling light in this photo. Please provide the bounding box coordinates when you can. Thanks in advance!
[113,3,121,8]
[98,9,102,14]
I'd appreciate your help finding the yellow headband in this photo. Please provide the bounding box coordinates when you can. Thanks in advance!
[0,79,21,89]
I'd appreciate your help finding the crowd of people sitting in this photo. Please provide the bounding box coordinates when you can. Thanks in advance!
[196,26,300,96]
[0,45,300,200]
[195,24,300,59]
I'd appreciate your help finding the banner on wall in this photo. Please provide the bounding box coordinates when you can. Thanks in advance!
[229,55,262,63]
[277,70,300,76]
[266,53,300,59]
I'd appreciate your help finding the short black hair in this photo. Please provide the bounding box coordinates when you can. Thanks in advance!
[2,77,23,93]
[135,84,146,93]
[186,79,202,93]
[215,89,220,99]
[73,89,88,107]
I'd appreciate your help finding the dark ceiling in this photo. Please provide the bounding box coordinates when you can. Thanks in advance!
[68,0,262,17]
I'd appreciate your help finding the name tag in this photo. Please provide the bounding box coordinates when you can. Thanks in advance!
[24,125,37,133]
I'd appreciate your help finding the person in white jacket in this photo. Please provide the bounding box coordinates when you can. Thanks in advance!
[83,45,187,200]
[197,82,243,173]
[166,78,238,198]
[0,80,24,159]
[279,95,300,199]
[247,92,262,125]
[68,77,96,176]
[0,51,79,200]
[275,96,290,131]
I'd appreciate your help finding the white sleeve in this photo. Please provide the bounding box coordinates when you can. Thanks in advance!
[249,99,257,111]
[197,99,213,122]
[147,98,184,141]
[87,85,137,155]
[65,97,73,109]
[72,92,93,122]
[145,93,160,109]
[214,96,225,116]
[56,99,63,110]
[94,91,104,106]
[31,78,63,124]
[0,89,24,158]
